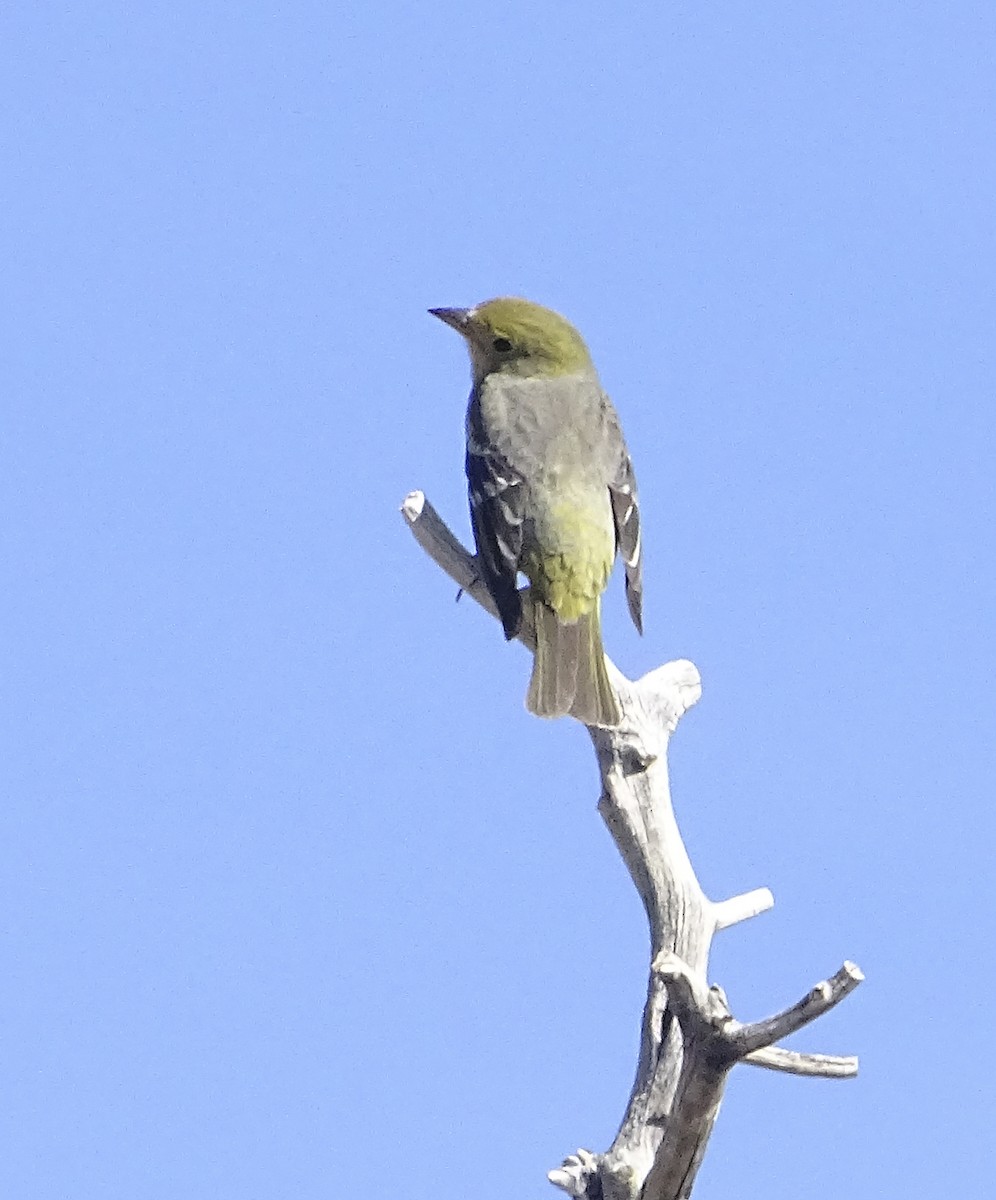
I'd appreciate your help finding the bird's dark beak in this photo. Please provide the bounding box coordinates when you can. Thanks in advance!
[428,306,471,334]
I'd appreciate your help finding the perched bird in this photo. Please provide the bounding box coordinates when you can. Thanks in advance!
[430,297,642,727]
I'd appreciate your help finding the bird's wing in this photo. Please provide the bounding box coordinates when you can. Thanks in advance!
[606,404,643,635]
[466,400,526,640]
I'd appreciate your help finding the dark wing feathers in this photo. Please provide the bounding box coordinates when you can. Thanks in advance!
[465,382,643,641]
[465,417,525,640]
[608,447,643,636]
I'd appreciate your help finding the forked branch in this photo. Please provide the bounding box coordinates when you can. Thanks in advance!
[402,489,862,1200]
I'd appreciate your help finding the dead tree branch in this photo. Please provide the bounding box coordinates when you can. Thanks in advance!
[402,488,862,1200]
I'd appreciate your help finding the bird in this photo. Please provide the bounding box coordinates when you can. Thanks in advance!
[429,297,642,727]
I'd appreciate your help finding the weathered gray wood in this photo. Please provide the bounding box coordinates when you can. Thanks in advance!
[725,961,864,1058]
[402,489,862,1200]
[744,1045,860,1078]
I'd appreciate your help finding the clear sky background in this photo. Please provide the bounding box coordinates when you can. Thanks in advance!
[2,2,993,1197]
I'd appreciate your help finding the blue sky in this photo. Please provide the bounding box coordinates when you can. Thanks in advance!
[2,2,993,1197]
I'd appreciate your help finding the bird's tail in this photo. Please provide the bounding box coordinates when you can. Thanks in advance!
[526,595,621,727]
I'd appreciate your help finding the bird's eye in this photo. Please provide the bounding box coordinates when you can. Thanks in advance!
[492,336,513,353]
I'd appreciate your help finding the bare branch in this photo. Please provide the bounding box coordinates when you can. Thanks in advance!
[725,962,865,1057]
[401,489,537,648]
[744,1046,859,1079]
[548,1150,600,1198]
[651,952,731,1042]
[712,887,775,931]
[402,491,863,1200]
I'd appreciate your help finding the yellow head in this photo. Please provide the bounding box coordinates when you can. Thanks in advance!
[430,297,594,384]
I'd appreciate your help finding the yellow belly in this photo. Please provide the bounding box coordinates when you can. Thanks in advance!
[520,500,614,622]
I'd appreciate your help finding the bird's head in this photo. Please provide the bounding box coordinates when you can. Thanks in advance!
[430,297,594,384]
